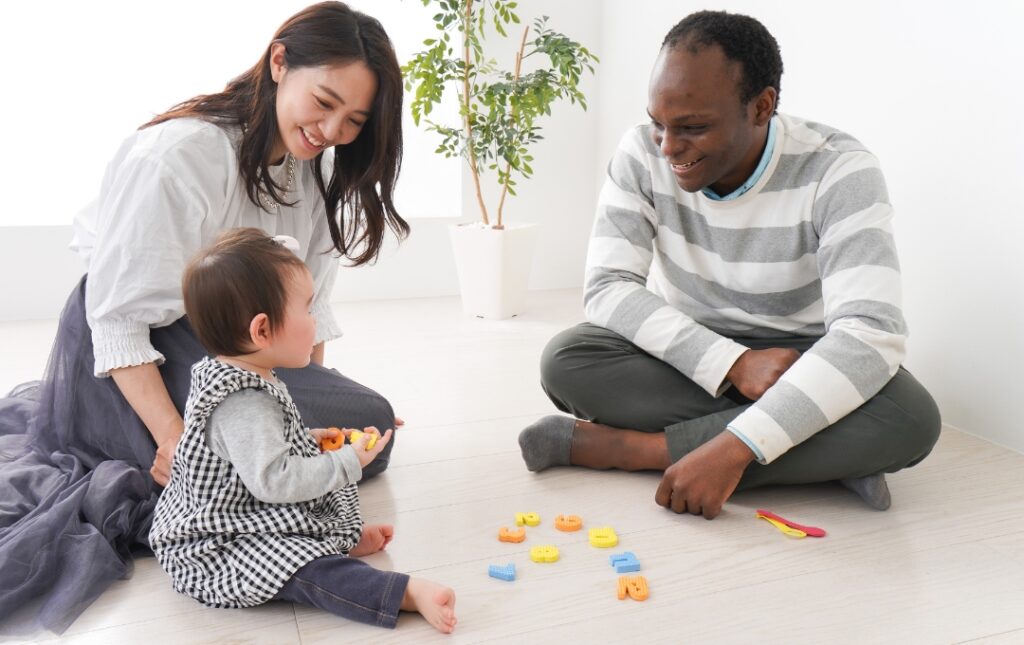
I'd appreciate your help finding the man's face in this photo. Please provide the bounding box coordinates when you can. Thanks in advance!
[647,43,770,195]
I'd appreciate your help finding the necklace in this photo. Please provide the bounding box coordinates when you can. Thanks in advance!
[259,154,297,210]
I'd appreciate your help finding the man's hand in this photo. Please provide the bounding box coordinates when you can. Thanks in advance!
[727,348,800,400]
[655,431,755,519]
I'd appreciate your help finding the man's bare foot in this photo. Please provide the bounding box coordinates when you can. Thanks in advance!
[571,421,671,471]
[350,524,394,557]
[401,578,457,634]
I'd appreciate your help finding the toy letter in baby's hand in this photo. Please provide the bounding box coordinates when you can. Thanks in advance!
[319,427,383,452]
[348,429,379,450]
[319,427,346,451]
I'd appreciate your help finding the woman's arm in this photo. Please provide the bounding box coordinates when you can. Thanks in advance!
[86,123,234,483]
[110,363,184,485]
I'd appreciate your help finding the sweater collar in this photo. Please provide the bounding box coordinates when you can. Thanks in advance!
[701,116,777,201]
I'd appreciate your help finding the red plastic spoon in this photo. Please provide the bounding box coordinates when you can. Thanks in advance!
[755,509,827,538]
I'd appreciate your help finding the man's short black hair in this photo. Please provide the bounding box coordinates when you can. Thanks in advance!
[662,11,783,110]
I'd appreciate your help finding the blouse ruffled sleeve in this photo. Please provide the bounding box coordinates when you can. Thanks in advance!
[86,129,227,377]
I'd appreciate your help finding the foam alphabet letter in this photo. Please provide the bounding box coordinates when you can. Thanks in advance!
[498,527,526,543]
[347,429,378,450]
[488,563,516,581]
[555,514,583,531]
[617,575,650,601]
[320,427,345,452]
[529,545,560,563]
[609,551,641,573]
[515,512,541,527]
[588,526,619,548]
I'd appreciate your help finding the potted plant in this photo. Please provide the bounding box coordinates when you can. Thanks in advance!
[403,0,598,318]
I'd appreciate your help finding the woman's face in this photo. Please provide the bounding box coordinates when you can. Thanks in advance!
[269,43,377,164]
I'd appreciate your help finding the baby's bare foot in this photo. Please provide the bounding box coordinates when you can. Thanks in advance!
[350,524,393,557]
[401,578,457,634]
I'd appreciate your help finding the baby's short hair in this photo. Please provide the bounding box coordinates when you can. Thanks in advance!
[183,228,308,356]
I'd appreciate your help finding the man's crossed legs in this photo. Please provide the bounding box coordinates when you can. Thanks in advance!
[519,323,941,512]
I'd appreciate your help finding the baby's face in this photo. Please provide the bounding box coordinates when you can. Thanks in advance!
[270,266,318,369]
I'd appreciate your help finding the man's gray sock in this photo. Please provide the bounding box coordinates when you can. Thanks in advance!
[839,473,892,511]
[518,415,575,472]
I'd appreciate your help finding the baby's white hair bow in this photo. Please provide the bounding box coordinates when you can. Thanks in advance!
[271,234,301,255]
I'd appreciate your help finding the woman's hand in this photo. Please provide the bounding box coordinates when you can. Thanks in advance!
[151,431,182,486]
[109,363,184,486]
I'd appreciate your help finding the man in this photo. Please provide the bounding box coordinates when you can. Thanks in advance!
[518,10,940,518]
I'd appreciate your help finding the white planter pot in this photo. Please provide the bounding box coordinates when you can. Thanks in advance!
[448,222,539,319]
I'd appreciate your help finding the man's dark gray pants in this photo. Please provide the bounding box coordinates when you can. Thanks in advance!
[540,323,942,491]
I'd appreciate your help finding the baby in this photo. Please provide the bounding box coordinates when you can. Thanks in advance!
[149,227,456,633]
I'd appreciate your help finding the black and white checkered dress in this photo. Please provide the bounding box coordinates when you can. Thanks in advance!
[150,358,362,608]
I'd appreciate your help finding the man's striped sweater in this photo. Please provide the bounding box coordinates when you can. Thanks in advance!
[584,113,906,464]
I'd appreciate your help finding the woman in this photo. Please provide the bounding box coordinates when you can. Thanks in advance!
[0,2,406,634]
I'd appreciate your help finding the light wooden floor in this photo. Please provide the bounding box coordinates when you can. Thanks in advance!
[2,289,1023,644]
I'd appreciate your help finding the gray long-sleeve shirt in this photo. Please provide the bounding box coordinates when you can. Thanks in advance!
[206,383,362,504]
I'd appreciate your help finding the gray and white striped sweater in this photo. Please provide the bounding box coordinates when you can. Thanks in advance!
[150,358,362,607]
[585,114,906,463]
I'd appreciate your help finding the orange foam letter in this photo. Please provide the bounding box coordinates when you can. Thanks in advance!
[498,527,526,543]
[617,575,650,601]
[555,514,583,531]
[320,428,345,452]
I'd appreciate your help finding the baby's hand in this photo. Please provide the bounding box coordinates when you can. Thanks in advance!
[311,427,344,452]
[350,523,394,557]
[344,426,393,468]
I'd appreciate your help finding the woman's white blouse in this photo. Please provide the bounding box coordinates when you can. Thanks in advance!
[71,118,343,377]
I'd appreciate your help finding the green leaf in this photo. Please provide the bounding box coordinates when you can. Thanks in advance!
[404,0,597,213]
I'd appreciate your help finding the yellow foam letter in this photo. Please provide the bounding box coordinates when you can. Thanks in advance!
[589,526,618,548]
[515,512,541,527]
[529,545,560,563]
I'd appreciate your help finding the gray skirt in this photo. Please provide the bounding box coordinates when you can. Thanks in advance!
[0,277,396,635]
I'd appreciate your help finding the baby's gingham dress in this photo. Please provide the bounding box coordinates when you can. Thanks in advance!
[150,357,362,607]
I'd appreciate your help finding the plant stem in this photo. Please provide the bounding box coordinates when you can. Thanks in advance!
[462,0,489,226]
[495,24,530,230]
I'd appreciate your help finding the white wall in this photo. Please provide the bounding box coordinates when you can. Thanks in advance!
[0,227,83,321]
[598,0,1024,452]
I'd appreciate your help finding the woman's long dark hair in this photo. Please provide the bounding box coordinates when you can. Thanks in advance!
[144,1,407,265]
